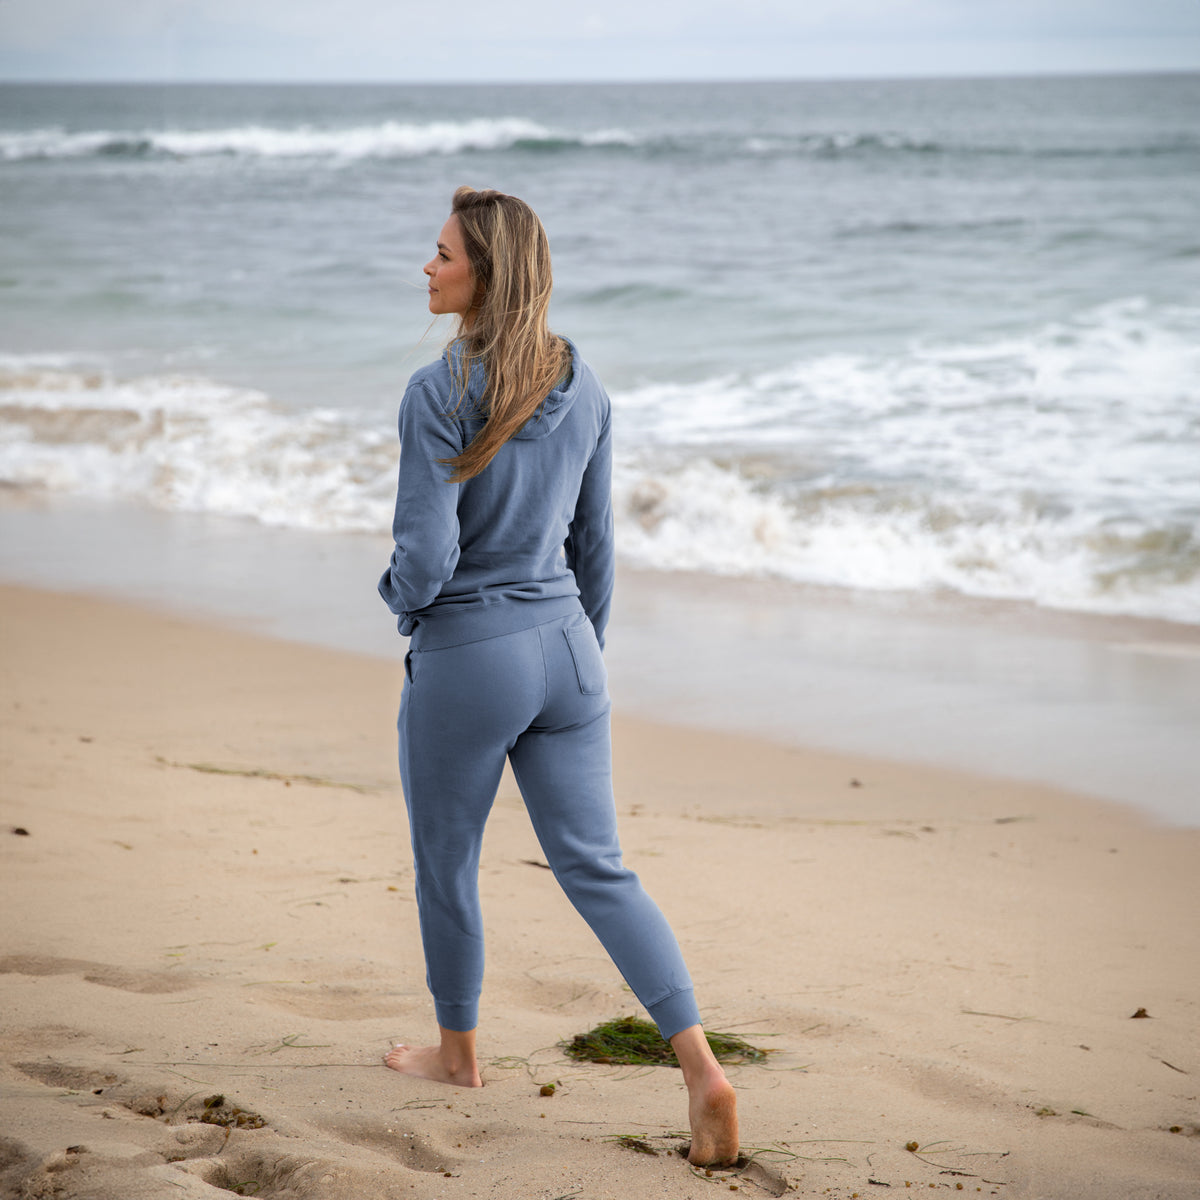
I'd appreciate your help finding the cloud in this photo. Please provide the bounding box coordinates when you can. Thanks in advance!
[1,0,1198,81]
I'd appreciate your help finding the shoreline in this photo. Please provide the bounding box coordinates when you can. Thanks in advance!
[1,495,1197,826]
[2,582,1198,1199]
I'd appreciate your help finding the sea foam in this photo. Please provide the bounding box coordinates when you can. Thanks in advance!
[0,119,640,162]
[2,297,1197,624]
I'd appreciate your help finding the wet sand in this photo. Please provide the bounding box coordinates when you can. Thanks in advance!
[2,495,1198,825]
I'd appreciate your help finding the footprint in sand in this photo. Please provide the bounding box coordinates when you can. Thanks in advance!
[319,1114,467,1175]
[0,954,192,994]
[731,1157,791,1197]
[0,1136,41,1195]
[12,1061,126,1092]
[250,981,404,1021]
[2,1065,458,1200]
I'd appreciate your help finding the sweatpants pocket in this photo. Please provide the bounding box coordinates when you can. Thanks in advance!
[563,621,607,695]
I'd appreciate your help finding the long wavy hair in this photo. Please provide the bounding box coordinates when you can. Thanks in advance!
[440,186,571,482]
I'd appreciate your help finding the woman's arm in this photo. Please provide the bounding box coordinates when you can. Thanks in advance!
[564,397,615,648]
[378,381,464,623]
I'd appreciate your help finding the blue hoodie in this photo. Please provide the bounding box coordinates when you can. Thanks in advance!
[378,338,615,647]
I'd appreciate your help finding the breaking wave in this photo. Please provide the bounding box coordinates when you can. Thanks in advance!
[2,297,1198,624]
[0,118,640,163]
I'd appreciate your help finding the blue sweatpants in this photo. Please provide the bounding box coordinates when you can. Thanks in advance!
[397,599,699,1040]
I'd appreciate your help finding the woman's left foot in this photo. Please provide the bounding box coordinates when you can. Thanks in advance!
[686,1073,739,1167]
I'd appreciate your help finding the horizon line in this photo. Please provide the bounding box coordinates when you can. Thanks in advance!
[2,65,1198,88]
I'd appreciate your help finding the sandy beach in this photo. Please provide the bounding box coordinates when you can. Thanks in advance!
[2,582,1198,1199]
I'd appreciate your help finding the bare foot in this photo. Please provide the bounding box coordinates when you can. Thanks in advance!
[685,1072,739,1167]
[383,1042,483,1087]
[669,1024,739,1167]
[383,1024,481,1087]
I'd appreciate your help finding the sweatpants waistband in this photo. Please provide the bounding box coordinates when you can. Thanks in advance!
[408,594,584,652]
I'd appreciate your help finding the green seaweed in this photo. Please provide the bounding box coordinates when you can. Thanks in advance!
[609,1133,660,1155]
[561,1016,768,1067]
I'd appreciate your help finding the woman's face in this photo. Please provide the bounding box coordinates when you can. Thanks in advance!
[424,215,477,319]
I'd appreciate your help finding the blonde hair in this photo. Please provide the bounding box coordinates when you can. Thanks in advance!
[441,186,571,482]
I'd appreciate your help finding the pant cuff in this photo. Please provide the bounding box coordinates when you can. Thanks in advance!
[646,987,700,1042]
[434,1000,479,1032]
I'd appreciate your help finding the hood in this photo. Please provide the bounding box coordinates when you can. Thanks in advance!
[443,338,581,441]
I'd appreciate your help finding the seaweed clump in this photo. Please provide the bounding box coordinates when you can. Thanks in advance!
[192,1094,267,1130]
[561,1016,767,1067]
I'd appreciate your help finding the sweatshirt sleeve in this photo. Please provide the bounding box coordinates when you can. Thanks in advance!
[377,380,463,630]
[564,395,615,648]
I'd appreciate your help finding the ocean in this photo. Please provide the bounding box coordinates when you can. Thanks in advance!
[3,74,1199,625]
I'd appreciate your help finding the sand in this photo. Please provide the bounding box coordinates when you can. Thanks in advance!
[1,583,1197,1199]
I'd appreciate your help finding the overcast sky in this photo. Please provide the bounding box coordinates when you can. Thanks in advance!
[1,0,1198,83]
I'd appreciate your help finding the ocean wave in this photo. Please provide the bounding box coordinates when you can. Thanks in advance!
[744,131,942,156]
[607,299,1200,623]
[576,282,690,307]
[0,365,397,532]
[835,216,1026,239]
[5,119,1191,168]
[0,118,641,163]
[0,122,930,165]
[743,131,1200,161]
[2,300,1198,625]
[611,298,1200,460]
[612,457,1200,625]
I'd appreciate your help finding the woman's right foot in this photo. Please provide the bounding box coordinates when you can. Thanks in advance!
[383,1039,482,1087]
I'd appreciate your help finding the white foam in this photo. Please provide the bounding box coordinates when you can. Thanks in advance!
[611,456,1200,624]
[2,297,1197,625]
[743,131,940,156]
[0,119,640,163]
[609,299,1200,623]
[0,364,396,533]
[612,299,1200,508]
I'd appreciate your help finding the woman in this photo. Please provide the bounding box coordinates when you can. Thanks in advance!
[378,186,738,1167]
